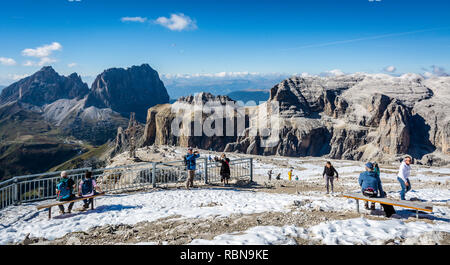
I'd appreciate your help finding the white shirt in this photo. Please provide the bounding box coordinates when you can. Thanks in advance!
[397,161,411,183]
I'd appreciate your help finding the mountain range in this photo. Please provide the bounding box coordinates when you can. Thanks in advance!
[2,65,450,181]
[0,64,170,180]
[137,73,450,166]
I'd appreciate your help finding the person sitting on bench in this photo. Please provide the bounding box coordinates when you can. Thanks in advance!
[358,162,385,210]
[56,171,76,214]
[78,171,103,210]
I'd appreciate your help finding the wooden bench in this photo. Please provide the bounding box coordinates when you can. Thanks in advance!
[342,192,433,218]
[37,193,106,219]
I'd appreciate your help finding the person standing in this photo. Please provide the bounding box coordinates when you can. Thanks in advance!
[288,169,293,181]
[56,171,76,214]
[267,170,273,182]
[397,156,412,200]
[322,161,339,195]
[185,148,200,190]
[215,154,231,186]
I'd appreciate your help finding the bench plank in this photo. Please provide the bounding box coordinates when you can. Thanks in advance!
[342,192,433,212]
[36,193,106,210]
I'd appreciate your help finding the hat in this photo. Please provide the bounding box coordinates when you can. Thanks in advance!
[365,162,374,169]
[188,147,193,151]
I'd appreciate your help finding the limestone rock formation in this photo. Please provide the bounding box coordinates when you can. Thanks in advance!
[86,64,170,123]
[140,74,450,166]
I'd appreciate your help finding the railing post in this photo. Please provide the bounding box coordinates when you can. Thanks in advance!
[204,158,208,184]
[13,177,19,206]
[152,162,157,188]
[249,157,253,183]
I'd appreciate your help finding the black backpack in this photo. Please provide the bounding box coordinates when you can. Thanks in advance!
[81,178,94,195]
[381,204,396,217]
[183,155,188,169]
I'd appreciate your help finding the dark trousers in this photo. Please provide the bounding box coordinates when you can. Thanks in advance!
[58,195,75,213]
[82,191,98,207]
[186,170,195,189]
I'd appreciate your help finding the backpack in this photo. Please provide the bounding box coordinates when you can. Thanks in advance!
[381,204,396,217]
[363,187,377,198]
[57,179,72,200]
[81,178,94,195]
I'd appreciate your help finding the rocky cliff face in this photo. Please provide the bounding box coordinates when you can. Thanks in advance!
[139,74,450,166]
[86,64,170,123]
[141,93,238,151]
[0,64,169,145]
[0,64,169,179]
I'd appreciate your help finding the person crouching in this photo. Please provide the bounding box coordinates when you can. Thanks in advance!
[358,162,385,210]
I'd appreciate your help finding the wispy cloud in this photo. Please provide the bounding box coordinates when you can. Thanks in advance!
[22,42,62,58]
[383,65,397,73]
[0,57,16,66]
[21,42,62,66]
[67,62,77,68]
[8,73,29,80]
[121,16,147,23]
[282,27,449,51]
[154,13,197,31]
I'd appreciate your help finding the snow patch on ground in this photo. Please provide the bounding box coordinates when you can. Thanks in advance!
[0,189,299,244]
[309,218,450,245]
[190,225,308,245]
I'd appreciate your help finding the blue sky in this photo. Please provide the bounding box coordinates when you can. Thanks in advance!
[0,0,449,85]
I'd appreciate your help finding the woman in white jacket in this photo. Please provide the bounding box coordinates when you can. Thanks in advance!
[397,156,412,200]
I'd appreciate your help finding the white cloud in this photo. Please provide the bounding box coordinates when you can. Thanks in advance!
[67,62,77,68]
[322,69,345,76]
[38,57,57,66]
[154,13,197,31]
[0,57,16,66]
[421,65,449,78]
[22,42,62,58]
[383,65,397,73]
[431,65,448,76]
[8,73,29,80]
[23,61,35,67]
[21,42,62,67]
[161,72,288,79]
[121,17,147,23]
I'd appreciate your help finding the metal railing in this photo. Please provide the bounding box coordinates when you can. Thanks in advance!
[0,157,253,210]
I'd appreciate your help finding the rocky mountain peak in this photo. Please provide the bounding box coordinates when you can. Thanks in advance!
[0,67,89,106]
[85,64,170,123]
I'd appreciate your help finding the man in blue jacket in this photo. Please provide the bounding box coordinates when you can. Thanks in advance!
[185,148,200,190]
[359,162,385,210]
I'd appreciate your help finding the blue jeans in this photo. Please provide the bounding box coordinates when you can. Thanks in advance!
[397,177,411,200]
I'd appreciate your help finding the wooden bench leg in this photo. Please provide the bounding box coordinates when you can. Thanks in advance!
[91,199,94,210]
[356,199,360,213]
[48,207,52,220]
